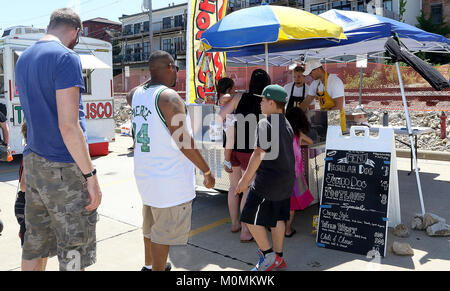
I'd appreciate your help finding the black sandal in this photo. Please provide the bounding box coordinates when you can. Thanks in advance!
[285,229,297,238]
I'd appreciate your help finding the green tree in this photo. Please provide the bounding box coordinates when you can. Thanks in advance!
[112,39,122,57]
[415,11,450,65]
[399,0,407,22]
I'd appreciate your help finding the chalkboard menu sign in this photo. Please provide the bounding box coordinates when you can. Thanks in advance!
[316,149,392,257]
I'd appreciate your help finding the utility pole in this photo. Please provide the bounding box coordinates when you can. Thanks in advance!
[147,0,154,53]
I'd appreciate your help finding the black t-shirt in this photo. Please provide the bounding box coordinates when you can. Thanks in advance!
[0,112,6,145]
[251,114,296,201]
[0,112,6,123]
[233,92,262,153]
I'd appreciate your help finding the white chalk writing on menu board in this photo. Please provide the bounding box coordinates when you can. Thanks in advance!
[317,149,391,257]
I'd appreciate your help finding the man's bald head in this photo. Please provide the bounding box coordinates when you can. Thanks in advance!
[148,50,177,87]
[149,50,174,72]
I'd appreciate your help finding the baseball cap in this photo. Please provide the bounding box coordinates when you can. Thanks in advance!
[255,84,288,103]
[303,59,323,76]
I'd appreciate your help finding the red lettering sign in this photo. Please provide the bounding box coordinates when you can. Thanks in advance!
[199,0,215,13]
[104,102,112,118]
[196,11,210,40]
[213,53,224,82]
[97,103,105,118]
[84,101,113,120]
[90,103,96,119]
[191,0,228,103]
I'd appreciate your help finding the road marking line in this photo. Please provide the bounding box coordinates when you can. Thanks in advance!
[189,217,231,238]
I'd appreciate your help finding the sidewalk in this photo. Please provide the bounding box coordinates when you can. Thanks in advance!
[0,135,449,271]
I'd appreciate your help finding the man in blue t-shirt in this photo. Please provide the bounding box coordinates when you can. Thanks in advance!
[15,8,102,271]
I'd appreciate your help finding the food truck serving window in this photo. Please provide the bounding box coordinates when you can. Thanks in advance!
[13,51,24,97]
[82,70,92,95]
[0,52,4,99]
[2,30,11,37]
[78,54,110,95]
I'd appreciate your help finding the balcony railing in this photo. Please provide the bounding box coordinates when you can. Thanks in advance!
[114,52,153,64]
[116,18,186,40]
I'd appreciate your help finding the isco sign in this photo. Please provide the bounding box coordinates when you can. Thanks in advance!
[84,100,113,120]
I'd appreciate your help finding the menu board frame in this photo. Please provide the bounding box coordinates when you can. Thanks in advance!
[316,126,401,258]
[317,149,392,256]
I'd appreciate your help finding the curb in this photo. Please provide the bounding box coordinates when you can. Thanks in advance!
[113,129,449,162]
[396,149,450,162]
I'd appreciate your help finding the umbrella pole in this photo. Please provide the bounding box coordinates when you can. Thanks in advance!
[265,43,269,73]
[359,68,363,107]
[395,62,426,216]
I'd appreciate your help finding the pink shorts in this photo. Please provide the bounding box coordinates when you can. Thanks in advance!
[230,151,252,171]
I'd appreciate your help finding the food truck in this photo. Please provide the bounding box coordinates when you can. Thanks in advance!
[0,26,115,156]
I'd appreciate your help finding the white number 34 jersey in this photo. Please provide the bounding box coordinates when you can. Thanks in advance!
[131,84,195,208]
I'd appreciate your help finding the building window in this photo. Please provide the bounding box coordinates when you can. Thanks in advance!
[174,15,184,27]
[383,0,392,11]
[249,0,261,6]
[144,21,149,32]
[84,27,89,36]
[163,17,172,29]
[82,70,92,95]
[134,43,142,61]
[163,38,172,53]
[143,42,150,60]
[134,23,141,34]
[431,4,443,24]
[357,0,365,12]
[249,0,262,6]
[2,29,11,37]
[311,3,327,15]
[124,25,132,35]
[332,0,351,10]
[174,36,185,53]
[125,45,133,61]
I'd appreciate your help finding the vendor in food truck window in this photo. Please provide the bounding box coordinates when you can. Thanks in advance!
[300,60,347,132]
[283,65,315,112]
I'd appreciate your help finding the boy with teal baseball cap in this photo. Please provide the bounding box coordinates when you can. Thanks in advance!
[236,84,296,271]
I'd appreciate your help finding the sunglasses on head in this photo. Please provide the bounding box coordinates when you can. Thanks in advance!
[75,27,81,46]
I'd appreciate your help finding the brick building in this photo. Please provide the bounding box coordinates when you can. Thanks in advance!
[82,17,122,42]
[422,0,450,30]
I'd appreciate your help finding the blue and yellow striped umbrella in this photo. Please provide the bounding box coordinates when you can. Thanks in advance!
[201,5,347,51]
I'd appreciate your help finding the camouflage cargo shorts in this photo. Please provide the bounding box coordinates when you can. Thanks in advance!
[22,152,98,271]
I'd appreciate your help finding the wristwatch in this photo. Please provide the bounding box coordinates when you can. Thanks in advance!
[223,160,232,169]
[83,169,97,180]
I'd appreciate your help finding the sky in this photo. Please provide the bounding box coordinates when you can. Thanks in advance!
[0,0,187,32]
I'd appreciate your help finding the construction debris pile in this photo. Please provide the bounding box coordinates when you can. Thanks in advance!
[114,99,131,129]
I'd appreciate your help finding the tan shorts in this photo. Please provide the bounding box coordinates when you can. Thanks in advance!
[142,201,192,246]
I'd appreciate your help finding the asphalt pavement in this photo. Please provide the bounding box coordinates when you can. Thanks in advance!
[0,134,449,271]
